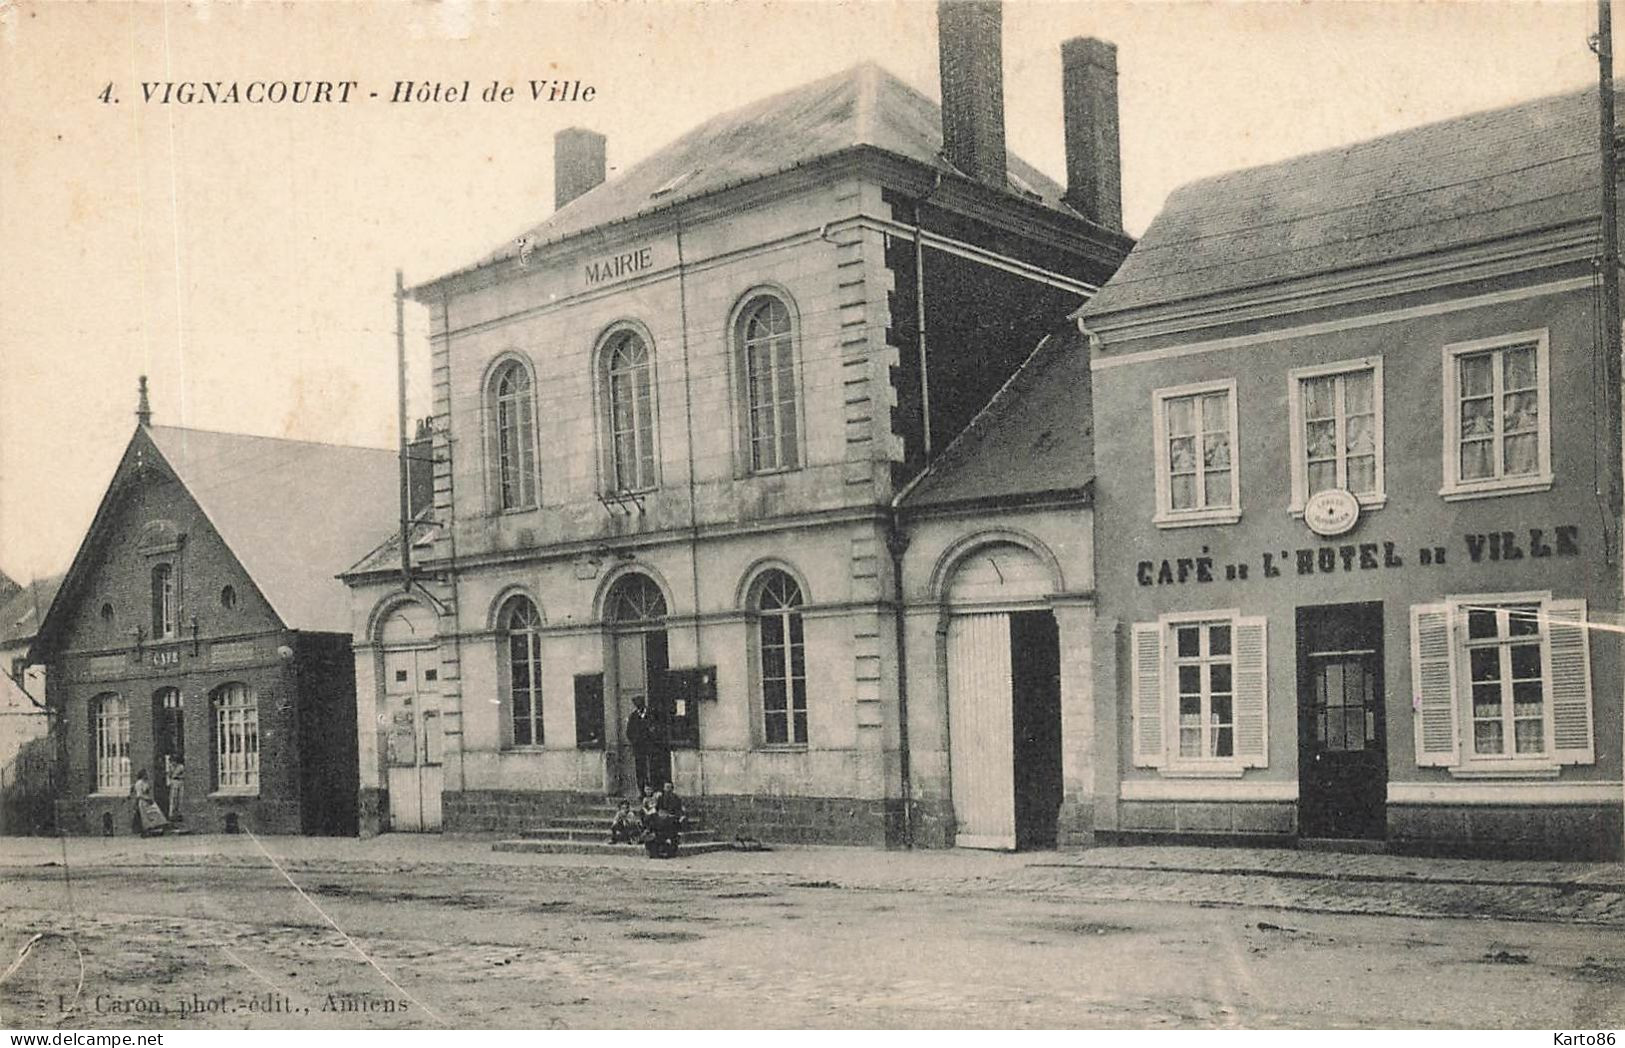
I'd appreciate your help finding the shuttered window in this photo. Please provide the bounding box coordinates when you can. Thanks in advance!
[1409,597,1593,771]
[1132,613,1268,771]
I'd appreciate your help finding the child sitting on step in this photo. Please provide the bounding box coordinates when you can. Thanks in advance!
[608,798,643,844]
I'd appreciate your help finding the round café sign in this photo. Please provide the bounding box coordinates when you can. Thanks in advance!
[1304,488,1360,537]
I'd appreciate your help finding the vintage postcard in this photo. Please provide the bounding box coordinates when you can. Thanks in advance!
[1,0,1621,1033]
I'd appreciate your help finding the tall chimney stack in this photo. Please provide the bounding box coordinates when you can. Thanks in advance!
[1061,37,1123,231]
[937,0,1007,188]
[136,375,152,428]
[554,127,607,211]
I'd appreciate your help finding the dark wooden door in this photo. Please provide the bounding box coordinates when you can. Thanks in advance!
[1011,611,1062,850]
[1297,603,1386,840]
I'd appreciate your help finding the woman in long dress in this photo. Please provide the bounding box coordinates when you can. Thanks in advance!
[132,769,169,836]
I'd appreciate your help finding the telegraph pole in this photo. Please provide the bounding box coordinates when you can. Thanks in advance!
[396,269,412,592]
[1599,0,1625,863]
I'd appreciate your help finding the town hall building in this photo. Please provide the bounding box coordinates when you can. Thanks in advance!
[342,2,1130,847]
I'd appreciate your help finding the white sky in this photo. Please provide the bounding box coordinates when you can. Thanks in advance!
[0,0,1602,583]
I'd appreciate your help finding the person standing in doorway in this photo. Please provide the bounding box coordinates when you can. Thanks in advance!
[165,754,185,823]
[625,695,660,794]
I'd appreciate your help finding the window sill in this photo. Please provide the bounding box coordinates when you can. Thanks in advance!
[91,790,131,798]
[748,465,801,478]
[757,744,809,753]
[1447,761,1560,779]
[209,789,260,798]
[1288,494,1387,518]
[1439,476,1554,502]
[494,505,539,517]
[501,745,548,753]
[1152,509,1242,530]
[1159,765,1247,779]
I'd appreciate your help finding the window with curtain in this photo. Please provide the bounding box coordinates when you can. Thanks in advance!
[1441,333,1552,499]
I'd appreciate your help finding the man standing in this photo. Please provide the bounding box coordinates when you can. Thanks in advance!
[625,694,659,795]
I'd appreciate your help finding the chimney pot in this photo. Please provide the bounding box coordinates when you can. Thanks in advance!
[937,0,1007,189]
[136,375,152,427]
[554,127,607,211]
[1061,36,1123,231]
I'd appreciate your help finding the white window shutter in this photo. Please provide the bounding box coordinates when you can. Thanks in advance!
[1232,616,1268,767]
[1546,599,1595,765]
[1410,603,1458,767]
[1130,622,1165,768]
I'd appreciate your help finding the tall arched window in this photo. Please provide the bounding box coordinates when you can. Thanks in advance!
[737,295,799,472]
[212,682,259,792]
[151,563,176,639]
[502,596,545,746]
[91,693,129,793]
[604,331,657,492]
[487,359,538,510]
[753,570,807,745]
[605,573,667,624]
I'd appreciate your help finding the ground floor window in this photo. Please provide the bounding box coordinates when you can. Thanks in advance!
[1131,612,1268,772]
[213,682,260,791]
[92,692,129,793]
[1411,594,1593,771]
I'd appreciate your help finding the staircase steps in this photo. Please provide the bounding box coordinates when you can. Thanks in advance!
[492,803,731,857]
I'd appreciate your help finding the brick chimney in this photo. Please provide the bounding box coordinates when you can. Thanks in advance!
[937,0,1007,188]
[554,127,606,211]
[1060,37,1123,231]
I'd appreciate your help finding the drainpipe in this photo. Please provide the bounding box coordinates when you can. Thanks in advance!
[887,513,914,847]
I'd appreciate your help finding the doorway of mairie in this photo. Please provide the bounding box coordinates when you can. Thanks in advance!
[941,540,1064,851]
[378,600,443,832]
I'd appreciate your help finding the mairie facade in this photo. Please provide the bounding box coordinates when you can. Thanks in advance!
[344,8,1131,847]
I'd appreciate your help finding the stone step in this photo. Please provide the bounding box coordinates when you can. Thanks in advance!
[519,826,721,845]
[493,838,734,857]
[543,815,706,831]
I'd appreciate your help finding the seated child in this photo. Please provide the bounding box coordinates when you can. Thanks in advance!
[608,799,643,844]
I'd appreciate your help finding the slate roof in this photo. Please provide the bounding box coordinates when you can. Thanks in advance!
[422,62,1082,289]
[899,327,1093,510]
[0,574,63,650]
[142,427,400,634]
[1080,87,1604,319]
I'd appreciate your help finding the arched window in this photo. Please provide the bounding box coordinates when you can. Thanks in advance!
[501,596,544,746]
[151,563,175,639]
[91,693,129,793]
[753,570,807,745]
[487,359,538,510]
[604,331,656,493]
[605,573,667,624]
[737,295,799,472]
[212,682,259,792]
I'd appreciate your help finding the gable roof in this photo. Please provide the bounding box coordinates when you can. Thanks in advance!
[0,574,63,651]
[143,427,400,634]
[1081,86,1603,319]
[899,326,1093,511]
[37,426,400,651]
[423,62,1086,289]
